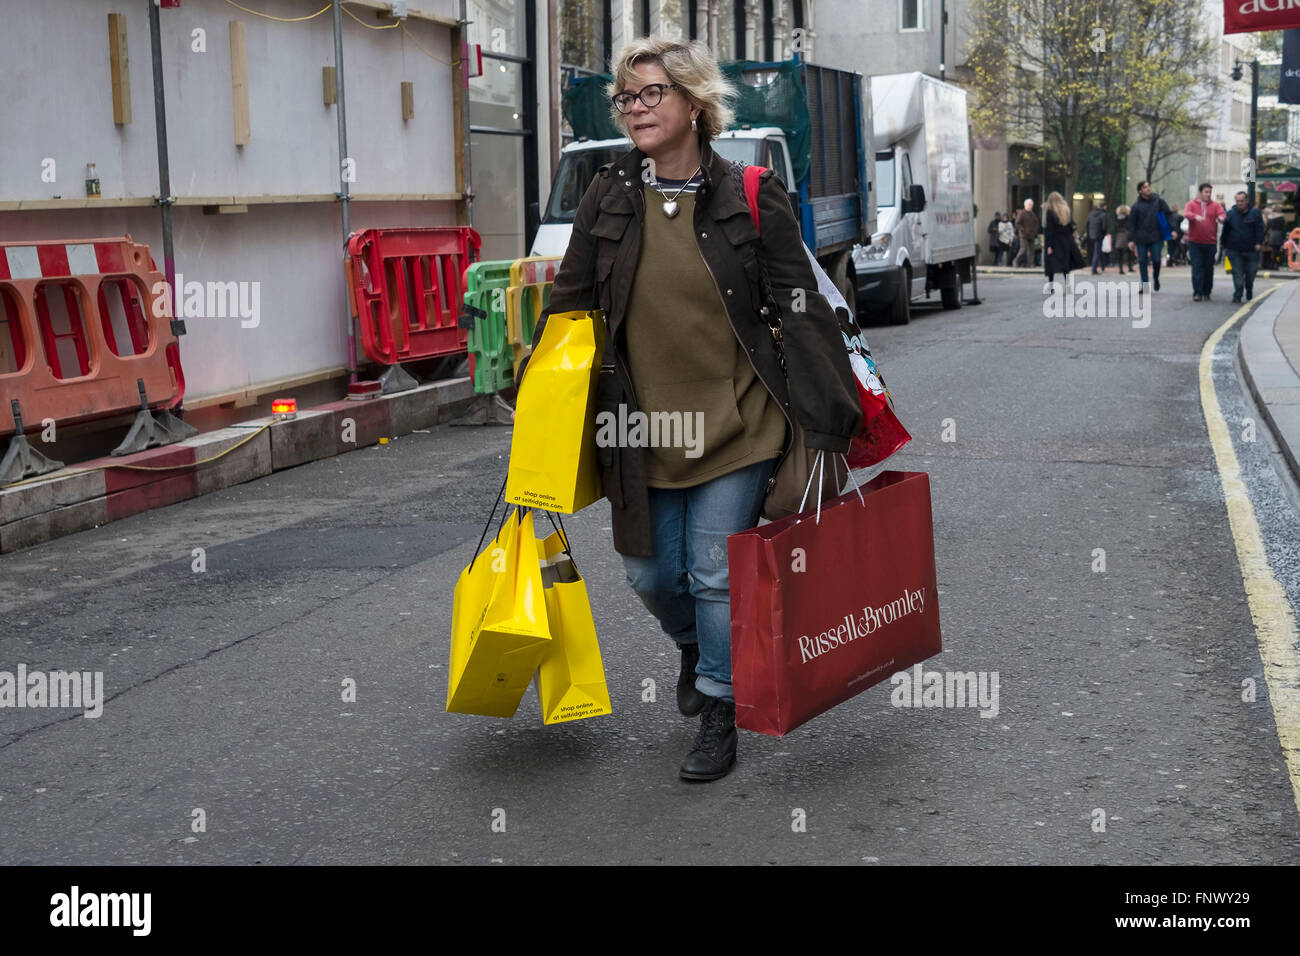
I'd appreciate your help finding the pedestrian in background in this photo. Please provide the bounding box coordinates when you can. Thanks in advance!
[1043,191,1084,285]
[1014,198,1039,269]
[1183,182,1225,301]
[1265,204,1287,269]
[987,212,1004,265]
[997,213,1015,267]
[1112,205,1131,274]
[1086,200,1108,274]
[1221,190,1266,303]
[1127,181,1172,294]
[1166,210,1184,266]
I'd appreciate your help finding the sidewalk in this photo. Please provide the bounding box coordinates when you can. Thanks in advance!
[0,377,477,553]
[979,263,1300,278]
[1239,281,1300,486]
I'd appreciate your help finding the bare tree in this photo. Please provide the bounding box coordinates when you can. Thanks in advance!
[965,0,1215,204]
[1130,5,1219,184]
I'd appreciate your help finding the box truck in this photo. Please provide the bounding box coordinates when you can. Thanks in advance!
[854,72,976,324]
[531,59,875,309]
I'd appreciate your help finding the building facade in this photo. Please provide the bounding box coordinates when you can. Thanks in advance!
[0,0,821,413]
[1,0,472,413]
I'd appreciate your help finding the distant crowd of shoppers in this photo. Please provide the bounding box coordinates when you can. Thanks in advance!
[985,182,1289,304]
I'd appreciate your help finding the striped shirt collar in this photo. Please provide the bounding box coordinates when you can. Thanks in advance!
[647,171,704,194]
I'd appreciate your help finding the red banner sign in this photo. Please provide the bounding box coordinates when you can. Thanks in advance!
[1225,0,1300,34]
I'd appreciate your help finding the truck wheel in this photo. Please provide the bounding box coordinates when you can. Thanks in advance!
[839,268,857,318]
[887,271,911,325]
[941,278,963,310]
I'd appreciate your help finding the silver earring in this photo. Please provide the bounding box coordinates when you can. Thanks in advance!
[691,117,697,131]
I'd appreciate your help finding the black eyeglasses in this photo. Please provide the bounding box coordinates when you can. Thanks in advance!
[612,83,681,113]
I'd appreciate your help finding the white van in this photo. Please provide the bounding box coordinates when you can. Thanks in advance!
[854,72,976,324]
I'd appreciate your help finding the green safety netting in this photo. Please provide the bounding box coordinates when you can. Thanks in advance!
[563,59,812,185]
[562,74,623,143]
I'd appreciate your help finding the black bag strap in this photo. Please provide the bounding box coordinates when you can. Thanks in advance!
[540,509,579,576]
[468,472,512,573]
[742,164,786,373]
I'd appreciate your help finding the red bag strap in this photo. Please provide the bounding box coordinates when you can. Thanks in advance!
[744,165,766,234]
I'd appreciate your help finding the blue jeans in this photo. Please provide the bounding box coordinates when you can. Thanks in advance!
[621,457,777,702]
[1090,239,1104,271]
[1225,250,1260,300]
[1135,241,1163,284]
[1188,242,1215,296]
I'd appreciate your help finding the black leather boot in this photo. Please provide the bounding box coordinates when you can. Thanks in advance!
[676,642,707,717]
[679,696,737,781]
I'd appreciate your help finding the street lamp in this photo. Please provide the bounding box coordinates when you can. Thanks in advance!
[1232,57,1259,207]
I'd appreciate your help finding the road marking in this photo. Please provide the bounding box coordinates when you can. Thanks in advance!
[1198,285,1300,816]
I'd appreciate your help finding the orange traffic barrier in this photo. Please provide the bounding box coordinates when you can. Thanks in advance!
[1286,228,1300,271]
[1,237,185,437]
[344,227,483,366]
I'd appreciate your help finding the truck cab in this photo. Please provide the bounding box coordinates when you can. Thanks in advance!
[530,128,797,259]
[531,59,872,313]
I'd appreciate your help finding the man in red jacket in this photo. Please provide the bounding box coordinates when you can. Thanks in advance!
[1183,183,1227,301]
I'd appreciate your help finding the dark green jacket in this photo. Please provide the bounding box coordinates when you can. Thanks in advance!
[517,134,862,556]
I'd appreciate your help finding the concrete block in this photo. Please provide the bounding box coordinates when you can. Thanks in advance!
[105,472,199,522]
[0,496,108,554]
[265,410,335,472]
[0,467,106,525]
[319,398,392,456]
[388,378,474,435]
[186,425,273,496]
[96,445,198,496]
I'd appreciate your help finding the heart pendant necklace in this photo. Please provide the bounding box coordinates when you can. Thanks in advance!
[653,164,701,218]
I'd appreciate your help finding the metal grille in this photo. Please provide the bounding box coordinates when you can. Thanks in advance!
[806,65,858,199]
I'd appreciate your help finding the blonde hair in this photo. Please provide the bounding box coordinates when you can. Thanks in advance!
[606,36,736,141]
[1046,191,1070,226]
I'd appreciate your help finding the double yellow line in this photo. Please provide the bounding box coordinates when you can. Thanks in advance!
[1198,285,1300,816]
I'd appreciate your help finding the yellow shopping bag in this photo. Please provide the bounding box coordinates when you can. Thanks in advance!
[533,525,612,724]
[505,309,606,514]
[447,509,553,717]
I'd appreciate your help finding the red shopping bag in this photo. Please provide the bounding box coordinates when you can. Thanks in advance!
[847,384,911,469]
[728,470,942,736]
[839,312,910,468]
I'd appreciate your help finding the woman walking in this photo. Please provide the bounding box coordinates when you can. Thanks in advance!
[516,37,861,781]
[997,214,1015,267]
[1042,191,1083,284]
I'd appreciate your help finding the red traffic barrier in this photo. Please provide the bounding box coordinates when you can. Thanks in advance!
[345,227,482,366]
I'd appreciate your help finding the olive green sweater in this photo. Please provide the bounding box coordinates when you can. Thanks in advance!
[624,186,787,488]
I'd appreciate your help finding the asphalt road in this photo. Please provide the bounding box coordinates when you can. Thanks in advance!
[2,266,1299,864]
